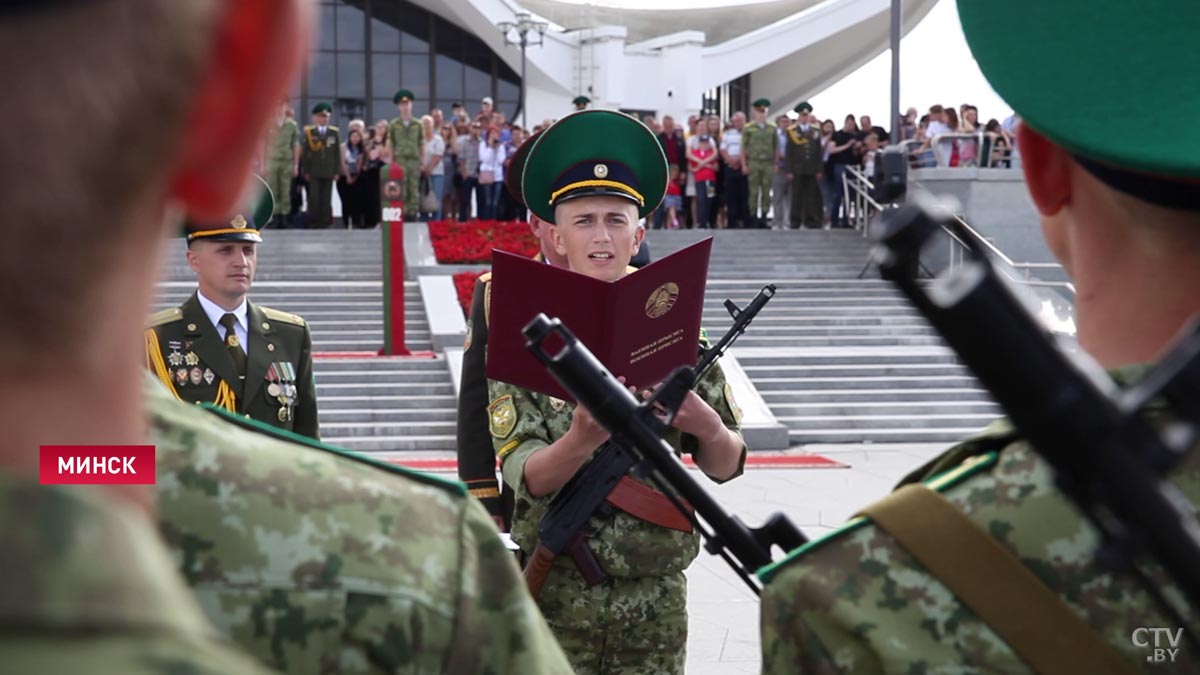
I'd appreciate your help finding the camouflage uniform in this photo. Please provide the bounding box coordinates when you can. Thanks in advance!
[742,120,777,225]
[266,117,300,217]
[759,366,1200,675]
[0,472,273,675]
[388,117,423,216]
[146,378,574,675]
[487,344,747,675]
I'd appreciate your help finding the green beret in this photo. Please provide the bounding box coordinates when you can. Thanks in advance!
[752,98,771,109]
[311,102,332,115]
[518,110,667,224]
[572,96,591,106]
[184,175,273,245]
[393,89,414,104]
[794,101,812,114]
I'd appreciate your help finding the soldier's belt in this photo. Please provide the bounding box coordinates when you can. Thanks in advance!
[606,476,693,533]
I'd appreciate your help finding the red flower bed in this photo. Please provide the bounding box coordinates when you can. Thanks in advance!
[453,271,486,317]
[429,219,538,264]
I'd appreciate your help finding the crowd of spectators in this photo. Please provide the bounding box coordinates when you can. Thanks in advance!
[267,98,1019,230]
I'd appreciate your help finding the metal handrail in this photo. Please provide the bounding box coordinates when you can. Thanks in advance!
[841,164,1076,298]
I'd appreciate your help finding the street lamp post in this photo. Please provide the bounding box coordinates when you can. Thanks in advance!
[497,12,548,129]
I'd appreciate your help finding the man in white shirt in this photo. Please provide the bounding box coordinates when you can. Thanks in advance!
[919,104,954,166]
[720,111,750,228]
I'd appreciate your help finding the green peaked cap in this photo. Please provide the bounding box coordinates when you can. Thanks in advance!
[958,0,1200,179]
[393,89,414,104]
[752,98,771,109]
[518,109,667,224]
[184,175,274,244]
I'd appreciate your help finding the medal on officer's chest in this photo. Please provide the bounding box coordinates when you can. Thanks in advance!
[175,368,188,386]
[266,361,297,422]
[184,351,200,366]
[189,367,203,386]
[203,368,215,385]
[167,340,185,367]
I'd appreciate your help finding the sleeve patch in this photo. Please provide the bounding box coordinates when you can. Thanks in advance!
[488,395,517,439]
[724,382,742,424]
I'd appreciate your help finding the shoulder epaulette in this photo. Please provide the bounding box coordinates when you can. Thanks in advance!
[198,402,467,496]
[328,125,339,132]
[757,452,1001,584]
[261,306,306,326]
[146,307,183,328]
[303,125,315,131]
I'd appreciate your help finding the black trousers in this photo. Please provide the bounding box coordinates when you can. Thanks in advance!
[724,171,749,229]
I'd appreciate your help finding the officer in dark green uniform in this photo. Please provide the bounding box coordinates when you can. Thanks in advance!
[144,178,320,440]
[743,98,778,228]
[572,95,590,111]
[299,102,344,228]
[387,89,423,219]
[785,101,824,229]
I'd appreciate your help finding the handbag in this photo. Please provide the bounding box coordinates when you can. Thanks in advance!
[420,176,441,212]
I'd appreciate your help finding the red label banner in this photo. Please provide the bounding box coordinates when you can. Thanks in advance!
[39,445,156,485]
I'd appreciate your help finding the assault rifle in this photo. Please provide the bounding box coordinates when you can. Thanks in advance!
[522,285,807,597]
[873,199,1200,638]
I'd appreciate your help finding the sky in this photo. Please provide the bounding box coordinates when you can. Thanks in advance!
[550,0,1014,126]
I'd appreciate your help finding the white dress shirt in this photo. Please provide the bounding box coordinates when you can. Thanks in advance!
[197,291,249,354]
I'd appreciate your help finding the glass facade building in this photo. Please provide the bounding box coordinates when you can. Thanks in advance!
[298,0,521,127]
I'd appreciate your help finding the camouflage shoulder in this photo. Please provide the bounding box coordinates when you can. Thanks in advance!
[198,402,467,497]
[146,306,183,329]
[894,417,1017,488]
[260,306,306,327]
[757,451,1001,584]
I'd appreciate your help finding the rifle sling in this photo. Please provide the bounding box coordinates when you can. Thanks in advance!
[606,475,693,533]
[858,485,1138,675]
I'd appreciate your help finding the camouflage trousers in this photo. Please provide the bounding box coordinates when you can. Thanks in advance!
[395,157,420,219]
[538,567,688,675]
[264,159,292,216]
[748,163,774,220]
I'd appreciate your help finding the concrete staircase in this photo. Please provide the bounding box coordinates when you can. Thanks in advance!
[153,232,446,452]
[152,227,1004,452]
[642,228,1001,445]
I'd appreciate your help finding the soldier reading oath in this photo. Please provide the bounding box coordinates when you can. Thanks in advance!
[486,109,747,675]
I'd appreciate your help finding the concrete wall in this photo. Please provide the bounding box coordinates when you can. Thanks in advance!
[909,168,1058,268]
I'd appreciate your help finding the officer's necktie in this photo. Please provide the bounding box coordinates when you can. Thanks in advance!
[219,313,247,380]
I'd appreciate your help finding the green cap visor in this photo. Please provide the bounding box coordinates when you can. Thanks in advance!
[184,175,274,244]
[518,109,667,224]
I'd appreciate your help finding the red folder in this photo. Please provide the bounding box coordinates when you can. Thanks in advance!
[486,238,713,401]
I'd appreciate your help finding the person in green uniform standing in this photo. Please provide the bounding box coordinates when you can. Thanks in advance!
[0,0,318,672]
[785,101,824,229]
[264,97,300,227]
[487,110,747,675]
[742,98,778,229]
[144,178,320,440]
[760,2,1200,673]
[300,101,344,228]
[573,95,591,111]
[387,88,423,219]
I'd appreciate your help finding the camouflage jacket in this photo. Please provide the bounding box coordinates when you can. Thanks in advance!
[146,378,573,675]
[0,472,273,675]
[487,343,747,579]
[758,365,1200,674]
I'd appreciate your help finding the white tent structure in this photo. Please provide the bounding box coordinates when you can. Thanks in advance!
[419,0,938,123]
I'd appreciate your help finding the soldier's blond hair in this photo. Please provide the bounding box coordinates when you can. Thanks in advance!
[0,0,219,366]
